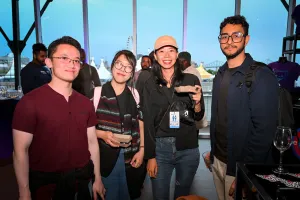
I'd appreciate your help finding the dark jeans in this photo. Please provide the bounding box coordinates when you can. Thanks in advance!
[29,161,93,200]
[151,137,200,200]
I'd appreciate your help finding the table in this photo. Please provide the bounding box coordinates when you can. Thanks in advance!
[0,98,19,159]
[236,163,300,200]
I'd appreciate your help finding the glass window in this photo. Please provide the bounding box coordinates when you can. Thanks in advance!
[0,0,12,41]
[19,0,35,39]
[41,0,84,49]
[137,0,183,58]
[0,0,13,87]
[241,0,287,63]
[88,0,132,83]
[187,0,235,67]
[0,0,35,88]
[186,0,235,126]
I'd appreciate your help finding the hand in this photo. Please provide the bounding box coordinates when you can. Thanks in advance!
[229,178,248,199]
[147,158,158,178]
[93,178,106,200]
[130,149,144,168]
[100,131,120,147]
[204,151,211,170]
[228,178,236,198]
[192,85,202,104]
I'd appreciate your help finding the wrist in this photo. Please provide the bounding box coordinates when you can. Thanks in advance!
[99,130,108,139]
[19,187,30,197]
[94,176,102,182]
[139,146,144,152]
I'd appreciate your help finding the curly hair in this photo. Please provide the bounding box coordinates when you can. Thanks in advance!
[220,15,249,35]
[32,43,47,54]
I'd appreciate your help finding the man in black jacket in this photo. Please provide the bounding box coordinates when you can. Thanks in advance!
[209,15,278,200]
[72,48,101,98]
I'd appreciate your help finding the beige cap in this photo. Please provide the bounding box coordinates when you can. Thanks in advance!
[154,35,178,50]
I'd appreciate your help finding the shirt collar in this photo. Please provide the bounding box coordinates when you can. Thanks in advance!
[219,53,254,75]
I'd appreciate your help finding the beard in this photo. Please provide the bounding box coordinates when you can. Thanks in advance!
[37,59,46,66]
[221,41,245,60]
[141,65,150,70]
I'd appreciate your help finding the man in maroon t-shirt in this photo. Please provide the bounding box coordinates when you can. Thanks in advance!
[12,36,105,200]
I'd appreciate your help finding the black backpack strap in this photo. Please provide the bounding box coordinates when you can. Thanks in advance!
[245,61,268,94]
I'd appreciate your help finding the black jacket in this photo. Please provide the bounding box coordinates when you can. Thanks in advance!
[210,54,279,176]
[141,73,205,159]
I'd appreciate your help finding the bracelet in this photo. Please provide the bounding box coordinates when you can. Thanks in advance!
[195,101,200,105]
[139,146,144,148]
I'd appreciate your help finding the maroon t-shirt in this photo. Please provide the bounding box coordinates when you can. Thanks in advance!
[12,84,97,172]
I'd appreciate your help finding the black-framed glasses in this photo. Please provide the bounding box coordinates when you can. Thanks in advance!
[218,32,246,44]
[114,61,133,73]
[52,56,83,67]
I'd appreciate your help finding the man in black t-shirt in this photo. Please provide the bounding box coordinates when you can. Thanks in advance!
[135,55,152,95]
[72,48,101,98]
[20,43,51,94]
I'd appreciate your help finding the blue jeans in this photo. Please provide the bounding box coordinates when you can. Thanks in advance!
[101,150,130,200]
[151,137,200,200]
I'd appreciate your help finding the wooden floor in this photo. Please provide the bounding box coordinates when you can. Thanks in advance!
[0,139,217,200]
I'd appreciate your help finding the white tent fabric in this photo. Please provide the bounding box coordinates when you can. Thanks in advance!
[90,57,96,67]
[98,59,111,80]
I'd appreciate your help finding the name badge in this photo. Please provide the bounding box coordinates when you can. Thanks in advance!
[170,111,180,129]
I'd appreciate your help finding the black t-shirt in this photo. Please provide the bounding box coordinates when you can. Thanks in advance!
[136,68,151,95]
[215,67,236,163]
[20,62,52,94]
[72,64,101,99]
[117,89,127,118]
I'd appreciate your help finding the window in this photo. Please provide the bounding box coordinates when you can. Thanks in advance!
[0,0,13,86]
[20,0,36,83]
[0,0,35,88]
[241,0,287,63]
[41,0,84,49]
[187,0,235,123]
[187,0,235,66]
[137,0,183,59]
[88,0,132,83]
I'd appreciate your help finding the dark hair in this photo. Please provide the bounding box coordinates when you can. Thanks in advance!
[178,51,191,63]
[149,50,155,64]
[111,50,137,88]
[220,15,249,36]
[47,36,81,58]
[32,43,47,54]
[142,55,152,64]
[152,50,184,86]
[142,55,150,60]
[80,48,86,63]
